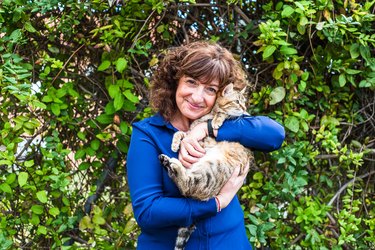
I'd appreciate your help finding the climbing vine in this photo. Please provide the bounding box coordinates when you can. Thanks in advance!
[0,0,374,248]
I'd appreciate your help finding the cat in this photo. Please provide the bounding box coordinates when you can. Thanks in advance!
[158,83,255,250]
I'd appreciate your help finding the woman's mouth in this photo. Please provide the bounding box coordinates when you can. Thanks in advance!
[187,100,204,110]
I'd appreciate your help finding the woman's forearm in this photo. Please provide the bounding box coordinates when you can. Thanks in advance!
[217,115,285,152]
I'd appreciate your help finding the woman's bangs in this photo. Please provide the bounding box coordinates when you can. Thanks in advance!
[186,58,229,87]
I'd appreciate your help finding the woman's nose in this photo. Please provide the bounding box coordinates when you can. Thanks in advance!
[191,87,205,102]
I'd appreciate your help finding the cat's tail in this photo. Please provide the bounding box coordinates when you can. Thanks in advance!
[175,224,196,250]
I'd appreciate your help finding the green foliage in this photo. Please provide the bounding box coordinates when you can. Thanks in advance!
[1,0,374,248]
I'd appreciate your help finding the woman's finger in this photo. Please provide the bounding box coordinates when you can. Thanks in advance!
[181,141,205,158]
[178,146,198,168]
[181,137,205,155]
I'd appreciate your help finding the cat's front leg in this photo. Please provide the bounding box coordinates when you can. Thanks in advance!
[212,113,227,129]
[171,131,186,152]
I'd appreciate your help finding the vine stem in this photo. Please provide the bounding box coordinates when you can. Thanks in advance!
[129,9,156,51]
[328,170,375,206]
[51,44,85,85]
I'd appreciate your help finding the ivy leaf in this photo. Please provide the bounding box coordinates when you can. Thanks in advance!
[98,60,111,71]
[345,69,361,75]
[262,45,277,59]
[31,205,44,215]
[114,92,125,111]
[116,58,128,73]
[51,103,61,116]
[123,89,139,103]
[350,43,360,59]
[75,149,86,160]
[120,121,128,134]
[79,216,94,230]
[96,113,113,124]
[31,100,47,109]
[90,139,100,151]
[42,95,53,103]
[280,46,297,55]
[24,22,37,33]
[299,16,308,26]
[18,172,29,187]
[37,225,47,235]
[339,73,346,87]
[253,172,264,180]
[49,207,60,217]
[299,81,306,92]
[123,218,137,234]
[36,190,48,203]
[285,116,300,133]
[246,224,258,236]
[117,138,129,153]
[5,175,16,187]
[92,214,106,225]
[108,84,120,99]
[0,183,12,194]
[30,214,40,225]
[79,162,90,171]
[9,29,22,43]
[269,86,286,105]
[282,5,295,17]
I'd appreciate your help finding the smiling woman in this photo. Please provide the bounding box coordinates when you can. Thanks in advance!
[149,41,248,122]
[126,40,285,250]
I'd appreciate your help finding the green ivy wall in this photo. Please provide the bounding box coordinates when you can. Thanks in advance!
[0,0,374,249]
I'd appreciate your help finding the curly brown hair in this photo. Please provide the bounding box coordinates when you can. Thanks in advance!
[150,40,248,121]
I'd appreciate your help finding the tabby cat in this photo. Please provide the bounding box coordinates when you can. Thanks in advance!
[158,83,255,250]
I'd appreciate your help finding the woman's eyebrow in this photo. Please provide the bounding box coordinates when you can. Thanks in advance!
[208,82,219,87]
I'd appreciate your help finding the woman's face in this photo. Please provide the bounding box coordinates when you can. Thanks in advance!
[175,75,220,122]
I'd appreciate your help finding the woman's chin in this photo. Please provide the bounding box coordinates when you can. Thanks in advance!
[183,112,203,121]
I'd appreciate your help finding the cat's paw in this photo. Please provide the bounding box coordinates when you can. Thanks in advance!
[158,154,170,167]
[211,120,223,130]
[171,131,185,152]
[212,116,225,129]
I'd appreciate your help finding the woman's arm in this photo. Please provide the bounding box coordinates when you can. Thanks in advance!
[178,115,285,166]
[127,125,217,230]
[216,115,285,152]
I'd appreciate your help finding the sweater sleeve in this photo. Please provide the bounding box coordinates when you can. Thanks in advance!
[216,115,285,152]
[126,125,217,230]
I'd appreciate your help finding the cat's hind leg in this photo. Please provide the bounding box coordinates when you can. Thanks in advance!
[158,154,184,179]
[158,154,174,174]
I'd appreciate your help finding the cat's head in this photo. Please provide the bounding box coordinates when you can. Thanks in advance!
[214,83,248,117]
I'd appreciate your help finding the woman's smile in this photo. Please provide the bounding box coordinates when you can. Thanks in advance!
[186,99,205,110]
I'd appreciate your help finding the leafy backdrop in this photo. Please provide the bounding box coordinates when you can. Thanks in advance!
[0,0,374,249]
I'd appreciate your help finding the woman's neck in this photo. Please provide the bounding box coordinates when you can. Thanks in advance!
[170,112,191,131]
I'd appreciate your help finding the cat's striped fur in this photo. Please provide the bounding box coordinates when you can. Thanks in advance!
[158,83,255,250]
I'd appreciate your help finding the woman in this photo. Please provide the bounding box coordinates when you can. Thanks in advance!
[127,41,285,249]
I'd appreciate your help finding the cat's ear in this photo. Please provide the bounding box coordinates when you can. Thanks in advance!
[240,86,246,95]
[222,83,234,96]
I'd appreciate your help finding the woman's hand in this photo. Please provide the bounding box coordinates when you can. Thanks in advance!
[178,122,208,168]
[216,162,250,209]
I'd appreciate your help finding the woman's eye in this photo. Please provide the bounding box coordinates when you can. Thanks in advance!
[186,79,196,85]
[206,87,217,94]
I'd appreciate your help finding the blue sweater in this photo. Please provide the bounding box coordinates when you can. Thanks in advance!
[127,113,285,250]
